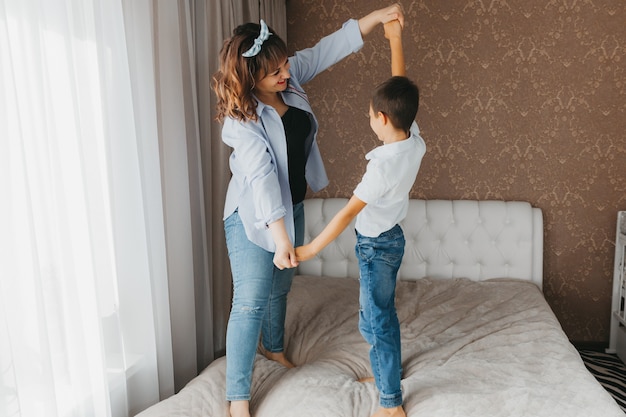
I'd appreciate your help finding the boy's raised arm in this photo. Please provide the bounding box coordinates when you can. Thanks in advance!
[384,19,405,77]
[295,196,367,261]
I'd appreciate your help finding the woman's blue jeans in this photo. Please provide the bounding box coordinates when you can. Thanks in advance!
[223,202,304,401]
[356,224,405,408]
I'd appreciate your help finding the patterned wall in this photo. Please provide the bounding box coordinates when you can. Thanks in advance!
[286,0,626,343]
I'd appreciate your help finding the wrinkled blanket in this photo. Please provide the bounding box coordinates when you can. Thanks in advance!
[137,276,623,417]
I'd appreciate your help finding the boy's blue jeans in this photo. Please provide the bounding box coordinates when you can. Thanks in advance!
[356,224,405,408]
[223,202,304,401]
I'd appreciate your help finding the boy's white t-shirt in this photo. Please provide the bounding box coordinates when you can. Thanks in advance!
[353,121,426,237]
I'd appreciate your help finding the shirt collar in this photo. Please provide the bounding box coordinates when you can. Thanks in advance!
[366,135,416,160]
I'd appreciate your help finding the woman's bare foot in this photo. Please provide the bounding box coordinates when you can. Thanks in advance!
[263,350,295,368]
[230,400,250,417]
[371,406,406,417]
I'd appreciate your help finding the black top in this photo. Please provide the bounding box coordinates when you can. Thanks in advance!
[281,106,311,204]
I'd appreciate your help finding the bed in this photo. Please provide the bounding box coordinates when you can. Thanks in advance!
[137,198,623,417]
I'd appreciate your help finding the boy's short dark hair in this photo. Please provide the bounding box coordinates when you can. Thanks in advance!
[370,76,419,132]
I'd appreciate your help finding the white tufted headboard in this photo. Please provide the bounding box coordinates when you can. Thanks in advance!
[298,198,543,289]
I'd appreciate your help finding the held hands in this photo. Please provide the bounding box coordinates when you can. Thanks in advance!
[380,3,405,28]
[359,3,405,36]
[268,218,298,270]
[384,19,403,41]
[273,241,298,270]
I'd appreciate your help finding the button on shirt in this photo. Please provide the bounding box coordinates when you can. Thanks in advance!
[353,122,426,237]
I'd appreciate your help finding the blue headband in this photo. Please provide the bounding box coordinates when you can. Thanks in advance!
[242,19,272,58]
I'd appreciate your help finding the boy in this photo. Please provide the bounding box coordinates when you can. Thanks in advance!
[295,19,426,417]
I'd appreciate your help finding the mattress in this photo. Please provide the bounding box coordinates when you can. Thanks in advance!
[137,275,623,417]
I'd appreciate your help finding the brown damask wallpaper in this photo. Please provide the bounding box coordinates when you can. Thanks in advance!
[286,0,626,343]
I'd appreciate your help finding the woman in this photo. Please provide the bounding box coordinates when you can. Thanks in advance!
[212,4,405,417]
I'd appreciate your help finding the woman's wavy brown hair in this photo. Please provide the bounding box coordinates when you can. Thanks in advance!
[213,22,288,123]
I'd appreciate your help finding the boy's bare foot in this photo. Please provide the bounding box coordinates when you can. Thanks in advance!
[358,376,375,383]
[263,350,295,368]
[371,406,406,417]
[230,400,250,417]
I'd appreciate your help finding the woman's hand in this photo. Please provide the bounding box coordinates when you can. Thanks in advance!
[273,241,298,270]
[380,3,405,28]
[358,3,405,36]
[268,218,299,270]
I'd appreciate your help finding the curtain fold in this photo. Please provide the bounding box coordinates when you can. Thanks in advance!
[262,0,287,40]
[119,0,175,401]
[192,0,234,366]
[0,0,176,415]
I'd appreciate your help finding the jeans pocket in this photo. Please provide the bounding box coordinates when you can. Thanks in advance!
[380,248,403,267]
[356,243,375,262]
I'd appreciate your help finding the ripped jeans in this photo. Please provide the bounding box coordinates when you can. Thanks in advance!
[223,202,304,401]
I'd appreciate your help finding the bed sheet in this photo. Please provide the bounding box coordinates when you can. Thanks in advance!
[137,276,623,417]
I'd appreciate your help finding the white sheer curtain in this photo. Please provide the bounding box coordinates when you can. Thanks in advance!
[0,0,289,414]
[0,0,174,415]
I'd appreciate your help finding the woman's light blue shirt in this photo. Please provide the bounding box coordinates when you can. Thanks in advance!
[222,19,364,252]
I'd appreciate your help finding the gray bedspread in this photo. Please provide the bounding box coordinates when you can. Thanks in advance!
[137,276,623,417]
